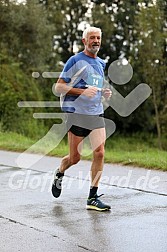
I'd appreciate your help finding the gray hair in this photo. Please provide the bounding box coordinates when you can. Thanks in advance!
[82,26,102,39]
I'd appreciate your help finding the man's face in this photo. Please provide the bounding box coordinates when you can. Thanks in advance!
[83,31,101,55]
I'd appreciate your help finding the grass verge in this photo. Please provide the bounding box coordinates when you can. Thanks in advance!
[0,131,166,171]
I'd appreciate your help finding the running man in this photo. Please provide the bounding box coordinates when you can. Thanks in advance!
[52,26,112,211]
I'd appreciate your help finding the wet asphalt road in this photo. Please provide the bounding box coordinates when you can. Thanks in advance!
[0,150,167,252]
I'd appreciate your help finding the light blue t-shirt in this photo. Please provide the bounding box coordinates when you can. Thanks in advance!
[60,52,106,115]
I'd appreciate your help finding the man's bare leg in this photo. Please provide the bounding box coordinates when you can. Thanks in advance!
[86,127,111,211]
[59,131,84,173]
[89,128,106,187]
[52,131,84,198]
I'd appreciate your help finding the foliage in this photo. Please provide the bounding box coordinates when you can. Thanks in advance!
[0,52,46,138]
[0,0,167,150]
[134,0,167,148]
[0,0,57,73]
[39,0,90,62]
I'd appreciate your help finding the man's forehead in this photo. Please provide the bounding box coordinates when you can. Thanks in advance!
[87,31,101,37]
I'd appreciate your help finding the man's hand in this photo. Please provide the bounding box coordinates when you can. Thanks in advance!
[102,88,112,100]
[82,86,98,98]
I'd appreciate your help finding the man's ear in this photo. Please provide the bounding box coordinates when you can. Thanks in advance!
[82,38,86,45]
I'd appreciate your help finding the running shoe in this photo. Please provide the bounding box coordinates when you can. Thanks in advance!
[86,194,111,211]
[51,168,64,198]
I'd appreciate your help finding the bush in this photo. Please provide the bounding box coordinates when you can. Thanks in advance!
[0,53,46,138]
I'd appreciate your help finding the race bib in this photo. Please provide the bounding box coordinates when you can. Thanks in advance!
[86,73,103,90]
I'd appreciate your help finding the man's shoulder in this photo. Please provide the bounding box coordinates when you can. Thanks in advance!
[66,52,84,64]
[96,56,106,69]
[70,52,84,60]
[97,56,105,64]
[67,52,106,69]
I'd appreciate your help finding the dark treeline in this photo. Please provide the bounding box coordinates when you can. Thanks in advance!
[0,0,167,149]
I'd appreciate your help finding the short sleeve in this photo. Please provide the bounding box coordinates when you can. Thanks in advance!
[59,56,76,83]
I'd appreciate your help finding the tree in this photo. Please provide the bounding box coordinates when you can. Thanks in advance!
[0,0,57,73]
[39,0,89,63]
[90,0,154,135]
[135,0,167,149]
[0,51,46,138]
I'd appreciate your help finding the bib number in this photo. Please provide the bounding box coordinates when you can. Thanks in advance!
[86,73,103,90]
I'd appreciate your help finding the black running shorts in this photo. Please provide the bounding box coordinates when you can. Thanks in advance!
[66,113,105,137]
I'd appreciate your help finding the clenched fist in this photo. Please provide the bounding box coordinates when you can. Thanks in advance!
[102,88,112,100]
[82,86,98,98]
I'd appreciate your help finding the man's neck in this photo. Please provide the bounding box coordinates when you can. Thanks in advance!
[83,49,97,58]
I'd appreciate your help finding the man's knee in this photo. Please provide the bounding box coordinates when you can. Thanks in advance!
[93,147,105,159]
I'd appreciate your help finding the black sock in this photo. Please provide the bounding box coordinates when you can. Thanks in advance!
[56,169,64,178]
[88,186,98,199]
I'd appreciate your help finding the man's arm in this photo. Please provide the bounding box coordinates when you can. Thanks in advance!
[55,78,98,98]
